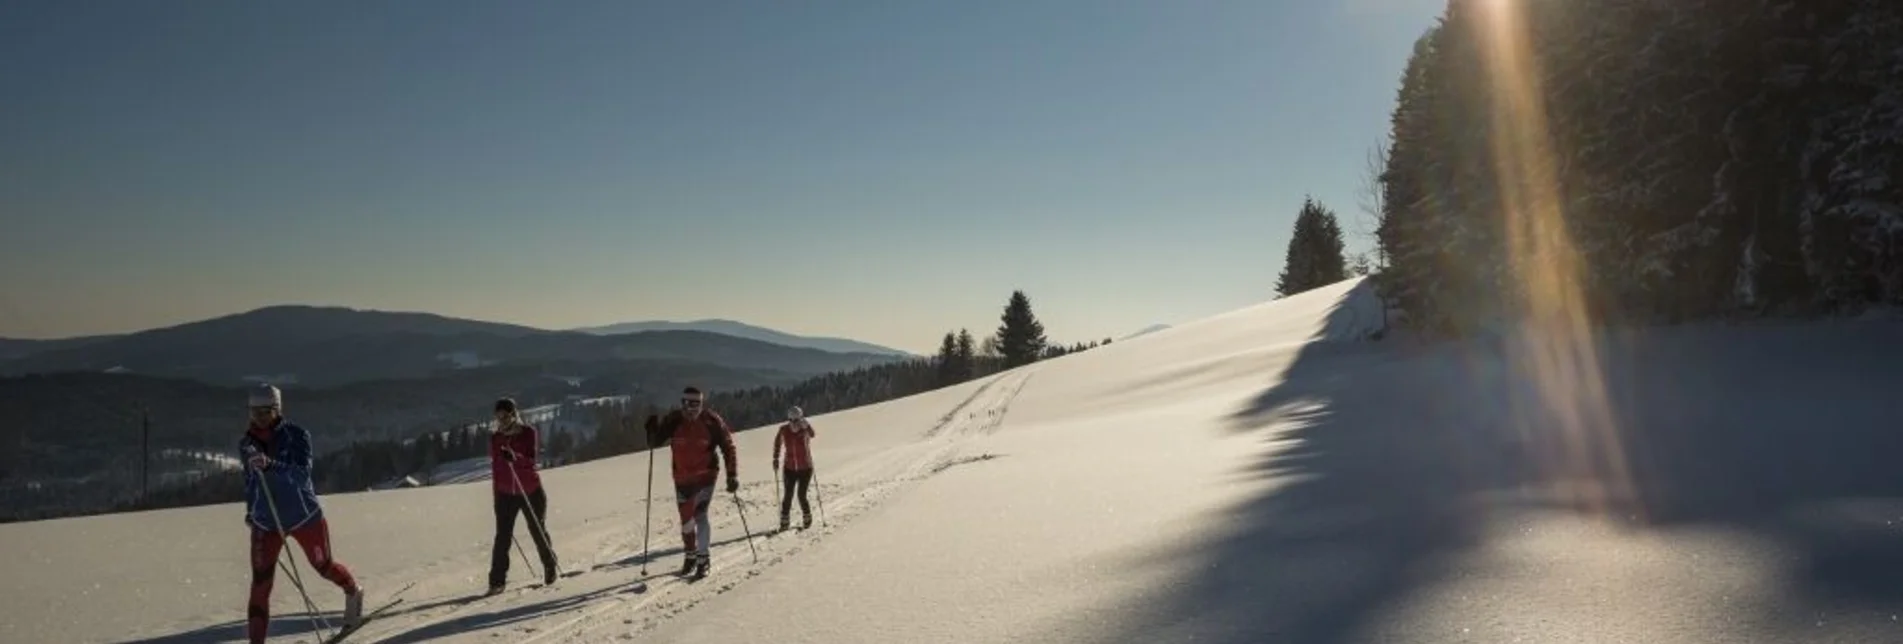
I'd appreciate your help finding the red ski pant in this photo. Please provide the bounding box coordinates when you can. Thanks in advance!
[676,484,714,555]
[248,519,358,643]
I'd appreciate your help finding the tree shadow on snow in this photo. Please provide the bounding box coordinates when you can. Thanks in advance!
[1090,281,1903,643]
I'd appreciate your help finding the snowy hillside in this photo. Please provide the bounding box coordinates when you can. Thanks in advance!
[5,277,1903,643]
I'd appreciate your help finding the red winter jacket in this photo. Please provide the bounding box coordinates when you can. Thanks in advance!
[773,420,816,471]
[647,409,738,487]
[490,424,542,496]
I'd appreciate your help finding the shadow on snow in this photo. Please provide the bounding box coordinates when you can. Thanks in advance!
[1092,280,1903,643]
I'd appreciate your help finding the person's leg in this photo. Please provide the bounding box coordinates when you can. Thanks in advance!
[247,527,286,644]
[693,485,713,557]
[489,494,521,589]
[674,485,698,555]
[288,518,359,592]
[795,469,813,524]
[527,488,558,581]
[779,468,796,528]
[289,518,363,624]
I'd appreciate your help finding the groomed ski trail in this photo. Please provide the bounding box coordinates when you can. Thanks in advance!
[332,369,1036,643]
[539,369,1037,643]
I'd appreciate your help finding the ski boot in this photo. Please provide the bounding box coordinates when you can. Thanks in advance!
[678,554,696,577]
[692,552,710,579]
[779,513,791,532]
[343,587,365,628]
[802,512,813,530]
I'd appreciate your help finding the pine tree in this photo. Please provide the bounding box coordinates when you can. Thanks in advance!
[1275,197,1351,297]
[953,329,977,381]
[935,331,960,386]
[1375,22,1447,332]
[994,290,1048,369]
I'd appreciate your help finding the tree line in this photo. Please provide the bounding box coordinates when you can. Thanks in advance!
[1365,0,1901,336]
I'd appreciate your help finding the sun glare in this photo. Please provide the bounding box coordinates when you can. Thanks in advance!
[1469,0,1641,521]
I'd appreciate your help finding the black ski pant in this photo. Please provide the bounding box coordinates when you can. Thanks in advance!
[780,467,813,520]
[490,488,556,587]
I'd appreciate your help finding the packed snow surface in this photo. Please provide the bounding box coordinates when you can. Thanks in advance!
[5,277,1903,643]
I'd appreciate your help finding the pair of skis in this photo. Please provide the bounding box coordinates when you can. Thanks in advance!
[317,581,414,643]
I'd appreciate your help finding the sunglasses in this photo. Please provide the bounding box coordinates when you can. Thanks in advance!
[681,398,703,408]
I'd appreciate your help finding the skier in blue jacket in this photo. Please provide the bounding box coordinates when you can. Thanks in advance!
[240,383,364,643]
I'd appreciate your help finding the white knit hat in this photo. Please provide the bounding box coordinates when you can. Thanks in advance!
[249,383,282,408]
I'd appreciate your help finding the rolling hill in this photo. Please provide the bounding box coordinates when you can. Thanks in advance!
[574,318,914,357]
[0,335,121,361]
[0,357,820,520]
[0,305,905,387]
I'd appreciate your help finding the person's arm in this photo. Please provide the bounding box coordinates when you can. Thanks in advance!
[273,424,315,485]
[644,413,674,449]
[713,413,739,486]
[773,426,784,467]
[239,435,262,481]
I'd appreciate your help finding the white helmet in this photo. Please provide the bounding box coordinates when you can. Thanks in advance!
[786,405,804,420]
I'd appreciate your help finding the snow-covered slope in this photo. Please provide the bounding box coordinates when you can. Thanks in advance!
[6,277,1903,644]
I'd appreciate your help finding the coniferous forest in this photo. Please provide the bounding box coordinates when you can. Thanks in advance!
[1371,0,1901,337]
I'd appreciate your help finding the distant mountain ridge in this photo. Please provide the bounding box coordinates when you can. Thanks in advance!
[0,305,905,387]
[573,318,914,357]
[0,335,122,361]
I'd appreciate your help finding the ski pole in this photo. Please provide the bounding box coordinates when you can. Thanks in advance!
[251,459,334,641]
[730,487,760,563]
[803,424,828,528]
[811,466,828,527]
[640,429,656,575]
[505,448,559,576]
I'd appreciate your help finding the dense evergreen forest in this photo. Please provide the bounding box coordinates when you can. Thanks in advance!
[1370,0,1900,335]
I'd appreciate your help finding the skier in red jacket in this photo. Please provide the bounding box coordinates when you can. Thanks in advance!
[488,398,559,593]
[773,406,817,531]
[645,386,739,578]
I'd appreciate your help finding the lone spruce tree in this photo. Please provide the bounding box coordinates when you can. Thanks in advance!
[1275,197,1350,297]
[994,290,1048,369]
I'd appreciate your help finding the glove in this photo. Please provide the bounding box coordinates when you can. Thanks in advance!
[246,452,270,470]
[726,476,740,494]
[772,458,780,470]
[501,448,517,462]
[644,414,659,431]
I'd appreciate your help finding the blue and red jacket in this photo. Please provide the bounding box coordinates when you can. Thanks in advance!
[239,419,324,532]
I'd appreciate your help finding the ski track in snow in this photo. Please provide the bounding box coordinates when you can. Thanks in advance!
[316,370,1039,644]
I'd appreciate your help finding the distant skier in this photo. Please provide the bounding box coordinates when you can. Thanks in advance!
[239,383,364,644]
[488,397,559,594]
[773,406,818,531]
[644,386,740,578]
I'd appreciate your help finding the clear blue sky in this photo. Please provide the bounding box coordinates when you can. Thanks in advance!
[1,0,1441,353]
